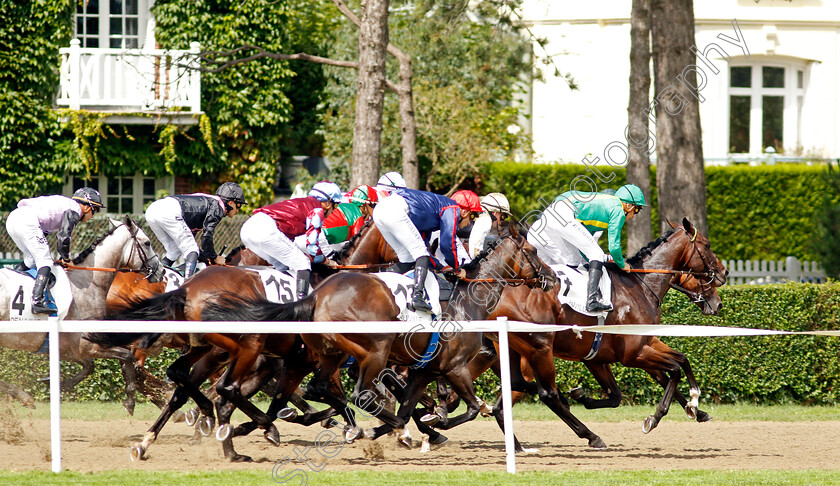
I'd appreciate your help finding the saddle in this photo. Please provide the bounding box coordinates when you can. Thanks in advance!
[2,266,72,320]
[549,263,613,317]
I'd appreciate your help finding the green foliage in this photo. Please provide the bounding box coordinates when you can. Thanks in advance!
[813,160,840,278]
[482,161,833,262]
[0,0,74,210]
[320,0,534,191]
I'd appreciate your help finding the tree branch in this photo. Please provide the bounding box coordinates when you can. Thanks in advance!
[183,44,358,73]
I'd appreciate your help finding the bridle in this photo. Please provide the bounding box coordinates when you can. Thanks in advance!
[458,232,551,290]
[667,226,723,305]
[62,221,161,280]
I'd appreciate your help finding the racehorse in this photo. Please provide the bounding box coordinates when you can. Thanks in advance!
[0,217,163,413]
[200,224,565,449]
[464,218,727,451]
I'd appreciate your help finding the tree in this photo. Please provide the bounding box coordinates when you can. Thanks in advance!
[651,0,708,235]
[626,0,653,253]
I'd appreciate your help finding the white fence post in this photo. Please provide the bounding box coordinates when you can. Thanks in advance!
[497,316,516,474]
[49,315,62,473]
[189,42,202,114]
[68,39,80,110]
[785,256,801,283]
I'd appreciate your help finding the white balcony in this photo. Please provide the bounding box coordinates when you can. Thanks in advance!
[57,39,202,124]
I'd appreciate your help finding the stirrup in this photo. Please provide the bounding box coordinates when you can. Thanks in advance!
[409,296,433,313]
[31,301,57,314]
[585,300,611,313]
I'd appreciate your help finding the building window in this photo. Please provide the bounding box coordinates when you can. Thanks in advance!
[728,61,807,155]
[75,0,143,49]
[67,173,168,214]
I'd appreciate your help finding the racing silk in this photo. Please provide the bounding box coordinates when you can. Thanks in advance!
[394,188,462,269]
[554,191,628,268]
[322,203,365,245]
[18,195,83,259]
[170,194,227,260]
[253,197,324,239]
[304,206,327,260]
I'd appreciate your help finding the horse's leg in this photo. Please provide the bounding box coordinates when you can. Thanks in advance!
[0,379,36,409]
[214,350,278,446]
[427,365,484,430]
[303,356,359,441]
[518,349,606,449]
[350,351,408,446]
[569,362,622,409]
[131,347,212,461]
[61,358,95,392]
[366,370,433,445]
[647,370,712,423]
[625,340,687,433]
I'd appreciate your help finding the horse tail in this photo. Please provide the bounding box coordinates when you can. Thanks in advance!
[201,292,316,323]
[85,288,188,348]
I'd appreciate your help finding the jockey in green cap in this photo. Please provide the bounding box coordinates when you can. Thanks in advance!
[527,183,646,313]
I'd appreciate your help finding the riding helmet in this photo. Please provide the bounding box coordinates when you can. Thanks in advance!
[451,190,483,213]
[215,182,246,205]
[309,181,343,203]
[615,184,647,207]
[72,187,105,210]
[480,193,511,215]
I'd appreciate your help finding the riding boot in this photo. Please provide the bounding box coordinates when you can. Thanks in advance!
[161,256,175,267]
[184,252,198,279]
[408,256,433,313]
[31,267,57,314]
[14,261,31,273]
[296,269,312,300]
[585,260,611,313]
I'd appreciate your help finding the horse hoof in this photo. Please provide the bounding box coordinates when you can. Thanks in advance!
[397,429,412,449]
[643,415,657,434]
[216,424,232,441]
[429,434,448,446]
[265,426,281,446]
[420,434,431,453]
[184,409,198,426]
[277,407,298,421]
[345,426,363,444]
[123,400,135,416]
[589,437,607,449]
[568,386,585,400]
[696,411,713,423]
[420,412,441,427]
[198,416,214,437]
[685,405,697,420]
[477,399,493,417]
[172,410,186,423]
[229,453,253,463]
[130,444,146,462]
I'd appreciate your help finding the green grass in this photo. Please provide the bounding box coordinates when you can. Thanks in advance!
[14,400,840,423]
[2,470,840,485]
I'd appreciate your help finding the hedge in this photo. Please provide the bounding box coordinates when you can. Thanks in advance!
[2,284,840,407]
[481,162,836,262]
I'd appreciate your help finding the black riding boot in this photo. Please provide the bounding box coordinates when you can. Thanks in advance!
[14,261,31,273]
[386,261,414,274]
[184,252,198,279]
[408,256,433,313]
[296,269,312,300]
[161,256,175,267]
[585,260,611,313]
[31,267,57,314]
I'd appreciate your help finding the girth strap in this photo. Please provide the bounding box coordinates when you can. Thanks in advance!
[582,315,606,361]
[411,332,440,369]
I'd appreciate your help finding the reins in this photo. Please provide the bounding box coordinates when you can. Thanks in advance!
[59,263,135,273]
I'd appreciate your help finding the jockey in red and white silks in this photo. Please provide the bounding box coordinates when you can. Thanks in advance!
[240,181,342,298]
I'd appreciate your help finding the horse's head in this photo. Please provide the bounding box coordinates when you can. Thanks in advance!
[480,220,557,290]
[667,218,728,315]
[110,217,164,283]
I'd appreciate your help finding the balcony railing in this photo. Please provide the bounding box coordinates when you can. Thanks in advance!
[57,39,201,118]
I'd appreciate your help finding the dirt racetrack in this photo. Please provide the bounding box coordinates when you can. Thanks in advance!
[2,412,840,473]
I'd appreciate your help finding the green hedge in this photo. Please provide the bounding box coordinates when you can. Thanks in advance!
[481,162,836,261]
[3,284,840,407]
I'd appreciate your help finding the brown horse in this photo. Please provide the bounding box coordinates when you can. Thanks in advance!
[458,218,726,452]
[200,226,561,449]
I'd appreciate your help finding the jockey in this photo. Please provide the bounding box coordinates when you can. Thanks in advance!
[299,184,378,258]
[5,187,104,314]
[372,187,482,312]
[374,171,406,200]
[240,181,342,299]
[527,183,646,313]
[468,192,512,258]
[145,182,245,279]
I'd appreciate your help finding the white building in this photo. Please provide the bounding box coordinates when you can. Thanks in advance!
[521,0,840,165]
[56,0,201,212]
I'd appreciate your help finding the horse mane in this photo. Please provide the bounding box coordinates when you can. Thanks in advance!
[71,224,121,264]
[625,230,675,267]
[331,218,374,263]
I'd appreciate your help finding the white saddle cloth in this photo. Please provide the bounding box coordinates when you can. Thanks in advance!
[3,266,72,321]
[373,271,440,322]
[550,263,612,318]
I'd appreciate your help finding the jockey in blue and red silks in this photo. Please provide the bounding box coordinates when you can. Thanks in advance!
[372,187,482,312]
[240,181,343,299]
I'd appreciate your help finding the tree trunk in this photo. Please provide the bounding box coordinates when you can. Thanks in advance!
[627,0,653,253]
[351,0,390,188]
[651,0,708,236]
[395,56,419,189]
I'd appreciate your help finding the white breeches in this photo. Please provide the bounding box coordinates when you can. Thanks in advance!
[526,200,607,267]
[372,194,429,264]
[145,197,199,261]
[240,212,310,272]
[6,207,53,269]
